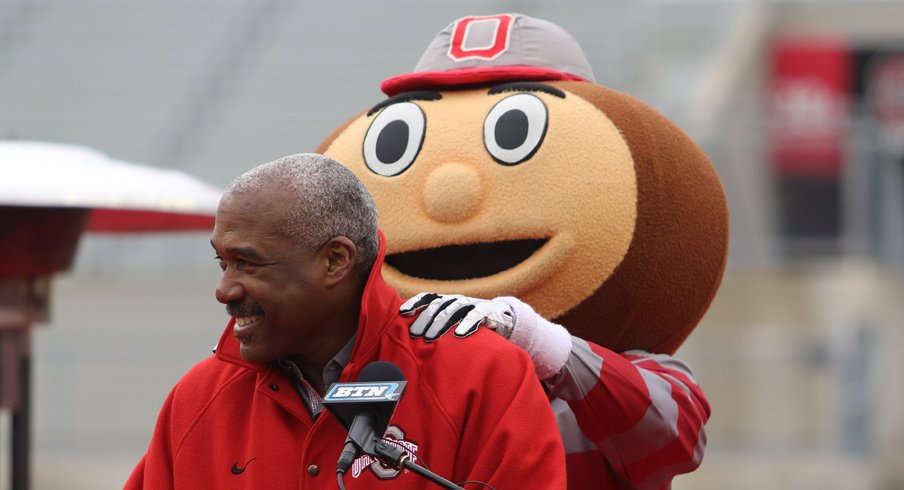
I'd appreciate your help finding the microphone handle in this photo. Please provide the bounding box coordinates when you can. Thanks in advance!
[337,439,358,474]
[338,411,378,474]
[347,411,378,452]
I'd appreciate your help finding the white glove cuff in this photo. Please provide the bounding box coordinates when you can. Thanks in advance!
[495,296,572,380]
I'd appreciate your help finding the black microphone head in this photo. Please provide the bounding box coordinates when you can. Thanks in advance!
[323,360,408,434]
[357,360,405,383]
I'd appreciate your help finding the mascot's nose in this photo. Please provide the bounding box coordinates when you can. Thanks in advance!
[422,162,484,223]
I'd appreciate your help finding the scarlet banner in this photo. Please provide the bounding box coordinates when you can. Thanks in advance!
[768,37,852,177]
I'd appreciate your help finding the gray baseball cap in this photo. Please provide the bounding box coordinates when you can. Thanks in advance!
[381,13,596,96]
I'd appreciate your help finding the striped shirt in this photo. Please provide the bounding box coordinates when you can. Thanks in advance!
[545,337,710,489]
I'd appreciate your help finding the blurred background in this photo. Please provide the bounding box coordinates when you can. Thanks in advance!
[1,0,903,488]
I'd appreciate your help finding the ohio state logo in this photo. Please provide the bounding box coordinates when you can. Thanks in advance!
[447,14,513,61]
[350,425,420,480]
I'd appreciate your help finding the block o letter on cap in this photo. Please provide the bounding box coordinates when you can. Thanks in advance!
[448,14,513,61]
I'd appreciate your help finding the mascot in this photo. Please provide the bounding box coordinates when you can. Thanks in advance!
[318,13,729,489]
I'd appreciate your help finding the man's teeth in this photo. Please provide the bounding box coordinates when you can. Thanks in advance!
[236,315,261,327]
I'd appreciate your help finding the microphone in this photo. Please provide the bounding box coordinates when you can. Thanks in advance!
[325,360,465,490]
[323,361,407,475]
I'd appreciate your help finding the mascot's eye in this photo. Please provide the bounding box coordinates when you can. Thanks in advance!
[363,102,425,177]
[483,93,548,165]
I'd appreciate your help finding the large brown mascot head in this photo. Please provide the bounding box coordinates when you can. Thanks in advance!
[318,13,729,354]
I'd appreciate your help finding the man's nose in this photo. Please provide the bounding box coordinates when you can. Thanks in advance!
[215,272,243,304]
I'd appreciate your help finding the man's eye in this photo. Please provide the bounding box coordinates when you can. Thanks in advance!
[235,259,257,269]
[215,256,259,271]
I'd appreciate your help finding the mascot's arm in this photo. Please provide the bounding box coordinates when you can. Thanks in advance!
[547,338,711,488]
[402,293,711,487]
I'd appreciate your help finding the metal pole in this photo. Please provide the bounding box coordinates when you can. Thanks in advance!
[11,332,30,490]
[1,329,30,490]
[1,276,46,490]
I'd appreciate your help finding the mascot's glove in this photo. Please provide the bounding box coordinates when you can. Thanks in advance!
[400,292,572,379]
[402,293,516,340]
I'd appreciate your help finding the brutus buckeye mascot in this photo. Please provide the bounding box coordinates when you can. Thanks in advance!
[318,13,729,489]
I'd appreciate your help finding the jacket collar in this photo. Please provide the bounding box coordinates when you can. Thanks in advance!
[215,231,401,375]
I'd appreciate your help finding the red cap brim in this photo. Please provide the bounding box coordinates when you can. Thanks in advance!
[381,65,587,96]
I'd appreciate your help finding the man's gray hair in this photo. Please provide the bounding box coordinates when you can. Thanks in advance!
[225,153,380,271]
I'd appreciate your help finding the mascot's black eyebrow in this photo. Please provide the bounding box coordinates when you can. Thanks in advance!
[367,90,442,116]
[488,82,566,98]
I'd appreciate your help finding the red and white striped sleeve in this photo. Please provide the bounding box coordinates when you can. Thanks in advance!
[545,337,711,489]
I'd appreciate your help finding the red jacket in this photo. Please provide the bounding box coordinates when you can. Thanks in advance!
[125,241,566,489]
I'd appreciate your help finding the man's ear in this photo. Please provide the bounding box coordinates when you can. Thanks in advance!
[321,236,357,287]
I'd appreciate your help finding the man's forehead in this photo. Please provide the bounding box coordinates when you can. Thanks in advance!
[209,219,292,259]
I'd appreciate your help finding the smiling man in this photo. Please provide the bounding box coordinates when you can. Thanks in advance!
[125,153,566,489]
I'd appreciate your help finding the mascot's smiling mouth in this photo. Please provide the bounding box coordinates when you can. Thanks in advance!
[385,239,548,280]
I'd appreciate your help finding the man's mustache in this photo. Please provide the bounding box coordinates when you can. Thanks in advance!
[226,302,264,317]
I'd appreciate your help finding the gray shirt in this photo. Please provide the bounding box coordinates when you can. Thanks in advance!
[277,336,355,418]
